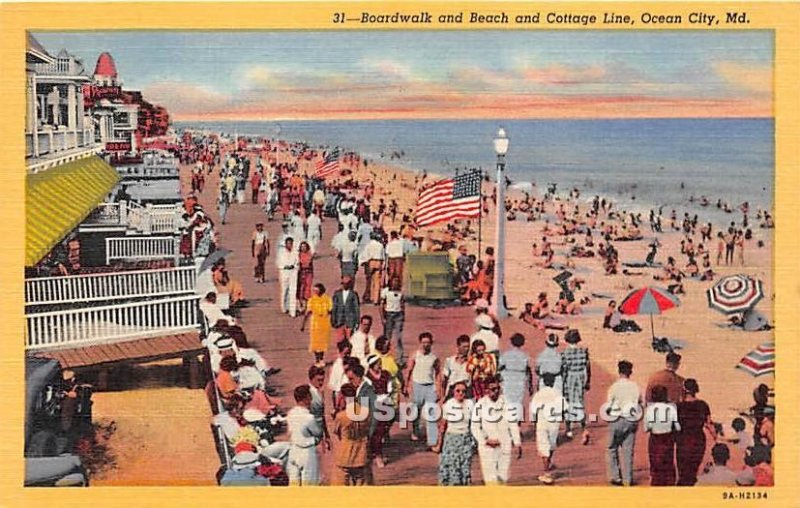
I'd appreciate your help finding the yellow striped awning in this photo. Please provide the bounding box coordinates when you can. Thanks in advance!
[26,156,120,266]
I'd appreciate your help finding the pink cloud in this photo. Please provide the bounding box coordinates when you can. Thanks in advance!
[143,81,231,115]
[521,64,607,85]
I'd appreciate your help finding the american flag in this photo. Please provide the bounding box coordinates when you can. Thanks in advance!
[315,148,341,178]
[415,170,482,227]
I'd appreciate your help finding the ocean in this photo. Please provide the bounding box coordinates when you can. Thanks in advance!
[175,118,774,226]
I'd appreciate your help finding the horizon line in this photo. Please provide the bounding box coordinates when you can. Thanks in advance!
[171,115,774,123]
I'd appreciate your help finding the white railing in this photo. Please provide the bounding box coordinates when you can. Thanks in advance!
[25,294,200,351]
[25,266,196,306]
[87,201,181,233]
[106,236,180,265]
[150,207,180,234]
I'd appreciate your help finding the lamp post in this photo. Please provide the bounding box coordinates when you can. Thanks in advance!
[492,128,509,319]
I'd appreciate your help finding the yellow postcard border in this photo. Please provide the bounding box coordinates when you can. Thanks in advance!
[1,2,798,507]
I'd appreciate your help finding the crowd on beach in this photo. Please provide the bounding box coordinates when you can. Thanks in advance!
[175,131,775,487]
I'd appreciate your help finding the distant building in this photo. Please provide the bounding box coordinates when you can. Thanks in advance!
[84,52,170,157]
[25,33,99,172]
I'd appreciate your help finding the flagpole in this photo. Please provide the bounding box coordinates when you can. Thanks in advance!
[477,168,483,257]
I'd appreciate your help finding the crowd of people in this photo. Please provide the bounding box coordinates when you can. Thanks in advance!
[181,132,775,487]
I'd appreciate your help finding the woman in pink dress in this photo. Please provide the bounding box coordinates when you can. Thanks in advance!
[296,241,314,313]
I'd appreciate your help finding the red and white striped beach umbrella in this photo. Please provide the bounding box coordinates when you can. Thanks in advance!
[618,286,680,340]
[707,274,764,315]
[736,342,775,377]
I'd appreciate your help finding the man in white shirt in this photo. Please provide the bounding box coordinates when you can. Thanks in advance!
[362,233,386,304]
[327,339,352,411]
[349,315,377,365]
[289,206,306,244]
[604,360,642,486]
[276,237,300,317]
[530,373,569,484]
[380,277,406,364]
[337,231,359,280]
[356,221,374,261]
[286,385,323,485]
[385,230,408,282]
[403,332,441,447]
[441,335,471,399]
[471,375,522,485]
[330,223,347,252]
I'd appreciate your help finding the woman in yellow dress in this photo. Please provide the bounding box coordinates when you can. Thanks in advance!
[301,283,332,367]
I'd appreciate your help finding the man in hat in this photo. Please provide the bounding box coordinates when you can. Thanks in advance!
[471,374,522,485]
[331,276,361,340]
[276,237,300,317]
[251,223,270,284]
[475,300,502,337]
[208,333,238,373]
[646,352,685,404]
[535,334,563,394]
[471,313,500,358]
[286,384,323,486]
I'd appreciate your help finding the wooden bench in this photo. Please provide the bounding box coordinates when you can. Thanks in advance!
[32,332,205,390]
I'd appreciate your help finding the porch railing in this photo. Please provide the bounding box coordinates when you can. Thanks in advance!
[25,294,200,351]
[106,236,180,265]
[25,266,196,307]
[84,201,181,234]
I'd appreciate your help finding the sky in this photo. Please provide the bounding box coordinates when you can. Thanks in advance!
[33,31,773,120]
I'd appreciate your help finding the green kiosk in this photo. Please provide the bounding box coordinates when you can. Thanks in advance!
[403,251,457,303]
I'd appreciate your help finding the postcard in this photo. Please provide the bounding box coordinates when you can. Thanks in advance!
[0,1,798,507]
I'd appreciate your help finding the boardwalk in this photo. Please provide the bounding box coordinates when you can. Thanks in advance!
[184,156,654,486]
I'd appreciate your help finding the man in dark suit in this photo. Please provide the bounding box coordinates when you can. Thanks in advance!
[331,276,360,340]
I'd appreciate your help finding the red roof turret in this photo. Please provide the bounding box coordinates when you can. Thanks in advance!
[94,52,118,78]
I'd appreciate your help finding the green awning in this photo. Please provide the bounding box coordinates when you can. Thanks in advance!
[26,156,120,266]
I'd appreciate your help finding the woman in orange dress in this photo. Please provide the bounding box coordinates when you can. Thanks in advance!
[296,241,314,313]
[301,283,332,367]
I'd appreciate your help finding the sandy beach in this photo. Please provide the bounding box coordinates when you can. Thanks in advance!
[89,136,773,486]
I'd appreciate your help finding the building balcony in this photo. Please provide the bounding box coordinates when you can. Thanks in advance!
[26,123,99,172]
[32,60,87,78]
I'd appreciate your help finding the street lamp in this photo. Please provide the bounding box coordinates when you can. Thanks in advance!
[492,127,509,318]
